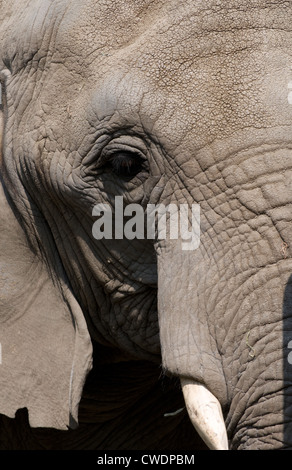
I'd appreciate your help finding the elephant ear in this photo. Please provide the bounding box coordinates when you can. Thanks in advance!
[0,177,93,430]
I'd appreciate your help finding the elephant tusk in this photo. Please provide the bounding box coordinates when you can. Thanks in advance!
[180,378,229,451]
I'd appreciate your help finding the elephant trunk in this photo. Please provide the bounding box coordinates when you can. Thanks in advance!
[157,235,292,449]
[156,240,229,450]
[226,271,292,450]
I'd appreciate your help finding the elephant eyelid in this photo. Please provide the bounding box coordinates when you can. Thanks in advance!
[103,151,148,177]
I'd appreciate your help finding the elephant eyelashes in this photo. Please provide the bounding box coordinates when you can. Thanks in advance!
[105,152,148,178]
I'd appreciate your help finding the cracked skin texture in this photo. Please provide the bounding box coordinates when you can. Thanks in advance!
[0,0,292,450]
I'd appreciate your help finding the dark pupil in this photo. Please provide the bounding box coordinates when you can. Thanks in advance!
[108,152,143,177]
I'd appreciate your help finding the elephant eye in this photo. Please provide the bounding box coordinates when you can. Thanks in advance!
[106,151,147,178]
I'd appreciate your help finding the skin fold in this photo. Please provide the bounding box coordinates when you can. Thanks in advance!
[0,0,292,450]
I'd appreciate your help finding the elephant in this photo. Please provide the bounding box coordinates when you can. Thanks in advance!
[1,0,292,451]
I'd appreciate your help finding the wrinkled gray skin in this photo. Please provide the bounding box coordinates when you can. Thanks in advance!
[1,0,292,450]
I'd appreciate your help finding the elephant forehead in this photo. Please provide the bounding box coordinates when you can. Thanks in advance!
[55,0,292,148]
[4,1,291,79]
[3,0,292,152]
[56,0,291,57]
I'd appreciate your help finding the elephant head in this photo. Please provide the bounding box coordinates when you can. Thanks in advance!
[1,0,292,450]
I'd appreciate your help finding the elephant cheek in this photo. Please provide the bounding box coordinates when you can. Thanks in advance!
[156,240,228,409]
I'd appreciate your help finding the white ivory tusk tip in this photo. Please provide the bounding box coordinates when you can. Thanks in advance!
[180,378,229,451]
